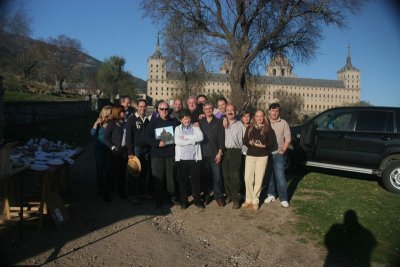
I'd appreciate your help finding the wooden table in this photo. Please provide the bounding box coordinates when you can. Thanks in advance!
[2,147,84,232]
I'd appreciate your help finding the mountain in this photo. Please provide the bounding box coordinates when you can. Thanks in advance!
[0,32,147,92]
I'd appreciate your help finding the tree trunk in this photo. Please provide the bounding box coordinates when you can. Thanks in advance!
[228,65,247,112]
[0,76,4,143]
[54,77,64,94]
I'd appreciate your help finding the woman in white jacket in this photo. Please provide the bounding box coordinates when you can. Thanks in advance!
[175,109,205,209]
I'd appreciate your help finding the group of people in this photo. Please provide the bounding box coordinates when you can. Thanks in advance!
[91,94,291,210]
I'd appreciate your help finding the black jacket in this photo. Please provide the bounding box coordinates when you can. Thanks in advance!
[199,116,225,157]
[126,113,150,155]
[145,116,178,158]
[104,120,125,149]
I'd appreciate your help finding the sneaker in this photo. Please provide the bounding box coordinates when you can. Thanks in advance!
[241,202,252,208]
[264,195,275,204]
[281,201,289,208]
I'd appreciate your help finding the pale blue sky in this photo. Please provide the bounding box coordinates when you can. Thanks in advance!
[15,0,400,106]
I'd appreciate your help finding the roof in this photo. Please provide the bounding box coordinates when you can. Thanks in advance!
[167,71,346,88]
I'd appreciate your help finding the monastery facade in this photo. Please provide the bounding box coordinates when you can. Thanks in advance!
[146,38,361,114]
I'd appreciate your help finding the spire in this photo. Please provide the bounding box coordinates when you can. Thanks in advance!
[156,32,160,52]
[198,58,206,73]
[346,45,353,68]
[220,55,232,74]
[338,45,359,73]
[151,33,162,59]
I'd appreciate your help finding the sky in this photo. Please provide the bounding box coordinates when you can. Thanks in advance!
[9,0,400,106]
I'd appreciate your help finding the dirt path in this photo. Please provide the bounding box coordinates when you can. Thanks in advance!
[0,143,325,266]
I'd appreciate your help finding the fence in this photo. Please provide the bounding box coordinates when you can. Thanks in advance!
[4,100,93,126]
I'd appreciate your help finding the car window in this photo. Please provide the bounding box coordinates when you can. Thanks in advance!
[355,110,393,133]
[314,110,353,131]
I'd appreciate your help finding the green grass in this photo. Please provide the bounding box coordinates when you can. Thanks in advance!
[290,171,400,266]
[4,90,83,101]
[4,112,98,146]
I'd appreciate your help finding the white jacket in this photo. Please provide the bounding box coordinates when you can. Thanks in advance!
[174,124,203,162]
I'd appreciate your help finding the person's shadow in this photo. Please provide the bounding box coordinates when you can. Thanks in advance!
[324,210,377,267]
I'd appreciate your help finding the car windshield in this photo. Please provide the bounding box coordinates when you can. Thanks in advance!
[314,110,353,131]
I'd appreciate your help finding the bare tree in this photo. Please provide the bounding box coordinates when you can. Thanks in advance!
[45,35,83,93]
[343,100,372,107]
[273,89,304,124]
[162,14,207,99]
[141,0,363,111]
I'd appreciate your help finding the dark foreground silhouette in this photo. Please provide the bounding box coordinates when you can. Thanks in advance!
[324,210,377,267]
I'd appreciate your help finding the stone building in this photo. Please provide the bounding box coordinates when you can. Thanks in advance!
[147,38,361,114]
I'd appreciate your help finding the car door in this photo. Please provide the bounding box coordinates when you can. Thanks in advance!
[343,109,399,168]
[311,108,355,163]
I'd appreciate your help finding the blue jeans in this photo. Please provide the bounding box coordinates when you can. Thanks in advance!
[201,156,224,200]
[267,153,288,202]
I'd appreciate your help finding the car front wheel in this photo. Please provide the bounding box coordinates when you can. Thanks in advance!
[382,161,400,194]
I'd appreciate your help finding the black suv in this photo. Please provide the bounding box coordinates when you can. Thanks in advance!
[290,106,400,194]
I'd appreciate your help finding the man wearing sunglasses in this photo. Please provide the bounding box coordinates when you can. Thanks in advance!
[145,101,178,208]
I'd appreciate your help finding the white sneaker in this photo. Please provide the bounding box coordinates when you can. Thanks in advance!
[264,195,275,204]
[281,201,289,208]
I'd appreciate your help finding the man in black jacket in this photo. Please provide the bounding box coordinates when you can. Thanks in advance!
[199,102,226,207]
[126,99,151,204]
[145,101,178,208]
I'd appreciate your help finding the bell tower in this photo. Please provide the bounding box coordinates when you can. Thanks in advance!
[337,46,361,89]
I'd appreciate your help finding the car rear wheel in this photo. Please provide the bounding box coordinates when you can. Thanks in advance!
[382,161,400,194]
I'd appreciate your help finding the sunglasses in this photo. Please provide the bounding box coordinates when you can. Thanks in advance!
[158,108,168,111]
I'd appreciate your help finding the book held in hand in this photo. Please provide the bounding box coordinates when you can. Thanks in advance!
[155,126,174,145]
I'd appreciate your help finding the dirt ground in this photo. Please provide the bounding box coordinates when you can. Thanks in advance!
[0,143,327,266]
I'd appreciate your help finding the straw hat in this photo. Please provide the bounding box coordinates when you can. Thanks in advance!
[127,156,141,177]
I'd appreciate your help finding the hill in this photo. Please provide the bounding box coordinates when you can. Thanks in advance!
[0,32,147,95]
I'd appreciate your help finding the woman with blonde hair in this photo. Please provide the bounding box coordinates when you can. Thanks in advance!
[90,105,112,196]
[103,105,128,202]
[242,109,271,210]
